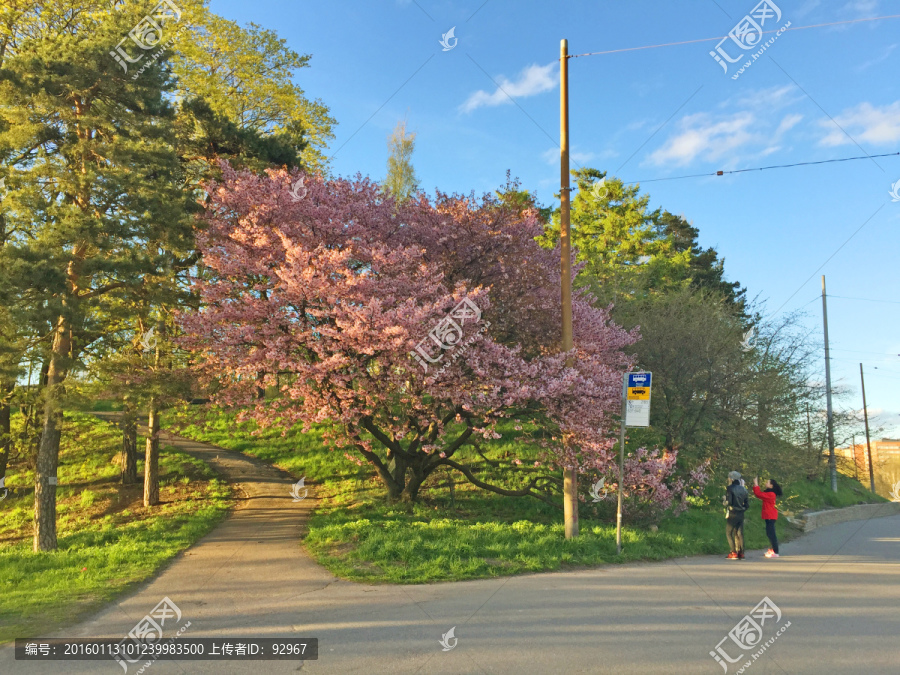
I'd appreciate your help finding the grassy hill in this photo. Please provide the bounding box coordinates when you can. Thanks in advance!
[163,404,885,583]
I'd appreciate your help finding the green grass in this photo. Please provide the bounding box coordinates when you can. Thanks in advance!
[0,412,232,643]
[162,404,354,484]
[778,474,886,513]
[303,500,756,583]
[164,405,885,584]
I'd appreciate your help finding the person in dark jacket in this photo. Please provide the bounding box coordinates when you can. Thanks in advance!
[753,477,783,557]
[723,471,750,559]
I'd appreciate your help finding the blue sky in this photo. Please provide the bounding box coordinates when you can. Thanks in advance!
[211,0,900,437]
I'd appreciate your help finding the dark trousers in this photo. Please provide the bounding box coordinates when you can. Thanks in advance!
[765,519,779,553]
[726,516,745,553]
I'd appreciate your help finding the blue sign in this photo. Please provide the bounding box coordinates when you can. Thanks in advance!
[627,372,651,388]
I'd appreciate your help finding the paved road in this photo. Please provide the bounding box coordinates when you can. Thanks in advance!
[3,421,899,674]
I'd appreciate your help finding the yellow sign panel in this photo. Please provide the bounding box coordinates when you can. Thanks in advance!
[627,387,650,400]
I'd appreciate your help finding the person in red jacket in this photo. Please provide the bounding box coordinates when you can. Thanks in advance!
[753,476,783,557]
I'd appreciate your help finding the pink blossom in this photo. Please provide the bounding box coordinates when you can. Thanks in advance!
[180,164,639,500]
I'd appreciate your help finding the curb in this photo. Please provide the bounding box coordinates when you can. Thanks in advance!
[789,502,900,533]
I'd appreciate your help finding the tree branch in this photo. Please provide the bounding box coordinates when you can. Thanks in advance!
[359,416,416,461]
[437,458,563,509]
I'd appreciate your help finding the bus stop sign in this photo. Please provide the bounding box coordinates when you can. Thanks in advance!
[625,372,652,427]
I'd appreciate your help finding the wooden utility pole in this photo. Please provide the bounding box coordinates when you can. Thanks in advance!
[616,373,627,554]
[821,276,837,492]
[860,363,876,493]
[560,38,578,539]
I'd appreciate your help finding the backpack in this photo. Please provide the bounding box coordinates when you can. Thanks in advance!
[725,484,749,517]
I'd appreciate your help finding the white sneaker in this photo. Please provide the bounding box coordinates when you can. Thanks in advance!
[770,552,780,558]
[764,549,773,558]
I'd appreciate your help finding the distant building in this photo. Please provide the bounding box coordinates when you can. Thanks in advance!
[837,439,900,475]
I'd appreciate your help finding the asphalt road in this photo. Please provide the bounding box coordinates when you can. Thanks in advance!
[3,422,899,675]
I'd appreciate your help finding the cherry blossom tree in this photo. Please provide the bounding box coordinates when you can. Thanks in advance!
[589,450,711,523]
[182,164,694,506]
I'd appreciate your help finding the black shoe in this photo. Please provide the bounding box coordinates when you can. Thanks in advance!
[737,551,745,559]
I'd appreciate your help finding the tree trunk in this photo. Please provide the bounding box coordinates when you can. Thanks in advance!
[34,315,71,552]
[400,473,425,502]
[400,461,430,503]
[143,399,160,506]
[143,317,164,507]
[23,358,51,467]
[121,400,138,484]
[385,451,406,502]
[0,379,11,482]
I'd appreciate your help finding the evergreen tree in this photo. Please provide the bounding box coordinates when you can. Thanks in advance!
[171,11,334,171]
[541,167,745,309]
[0,0,191,550]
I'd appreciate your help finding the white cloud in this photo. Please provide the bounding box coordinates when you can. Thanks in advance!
[731,85,802,112]
[818,101,900,147]
[856,43,897,70]
[460,62,557,113]
[827,1,882,30]
[775,113,804,136]
[572,151,595,164]
[644,88,804,168]
[794,0,822,19]
[540,147,614,166]
[867,409,900,438]
[646,112,757,167]
[844,0,879,16]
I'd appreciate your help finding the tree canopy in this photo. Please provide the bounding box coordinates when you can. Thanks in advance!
[0,0,335,550]
[383,118,418,202]
[180,165,711,506]
[541,168,745,309]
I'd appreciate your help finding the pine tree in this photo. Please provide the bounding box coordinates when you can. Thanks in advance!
[0,0,191,550]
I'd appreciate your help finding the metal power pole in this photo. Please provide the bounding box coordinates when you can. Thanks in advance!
[616,373,627,554]
[821,276,837,492]
[860,363,876,493]
[559,38,578,539]
[806,403,812,457]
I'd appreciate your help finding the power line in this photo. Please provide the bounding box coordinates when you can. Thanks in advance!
[796,294,822,310]
[827,294,900,306]
[568,14,900,58]
[625,151,900,186]
[832,356,900,365]
[768,205,884,317]
[830,347,900,357]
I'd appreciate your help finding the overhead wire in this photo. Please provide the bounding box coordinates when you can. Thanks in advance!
[831,356,900,365]
[567,14,900,58]
[625,152,900,186]
[766,205,884,317]
[830,348,900,357]
[561,11,900,329]
[827,294,900,306]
